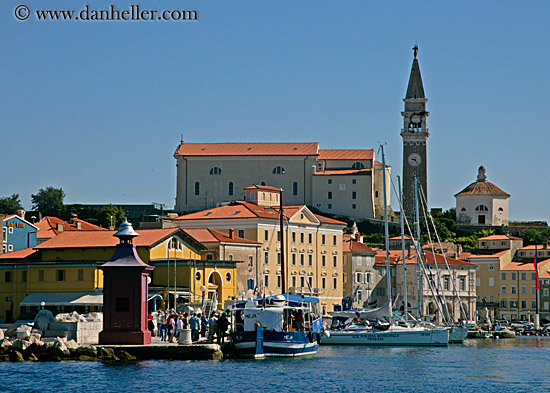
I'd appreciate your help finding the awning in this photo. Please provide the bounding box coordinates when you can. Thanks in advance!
[20,292,103,307]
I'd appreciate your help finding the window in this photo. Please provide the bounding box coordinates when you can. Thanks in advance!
[531,273,537,281]
[277,253,281,265]
[322,277,326,289]
[501,300,507,308]
[332,235,337,246]
[475,205,489,211]
[532,301,537,309]
[352,162,365,169]
[56,270,65,282]
[194,182,200,196]
[228,255,234,261]
[328,179,332,185]
[21,270,27,283]
[308,254,313,267]
[308,233,312,244]
[356,272,362,284]
[352,179,357,184]
[228,182,234,196]
[248,256,253,268]
[238,229,245,238]
[226,272,232,283]
[264,252,269,264]
[511,286,517,294]
[277,275,281,288]
[444,277,450,290]
[521,272,526,281]
[327,204,332,209]
[293,182,298,196]
[5,271,12,283]
[501,241,506,246]
[292,232,296,243]
[333,255,337,268]
[272,166,285,174]
[545,302,550,311]
[489,263,494,271]
[511,272,517,281]
[352,204,356,209]
[292,276,296,288]
[501,272,506,281]
[8,245,13,252]
[78,269,84,281]
[489,277,494,287]
[480,241,486,247]
[300,276,305,288]
[476,277,480,286]
[196,271,202,282]
[489,295,495,303]
[300,254,305,266]
[322,235,326,245]
[352,191,357,199]
[328,192,332,200]
[300,232,304,244]
[8,227,14,234]
[322,255,326,267]
[501,286,507,294]
[264,230,269,241]
[261,182,266,186]
[308,276,313,288]
[333,277,338,290]
[521,286,526,295]
[521,300,526,309]
[375,191,379,198]
[277,231,281,242]
[366,273,372,284]
[38,270,44,282]
[532,285,537,295]
[510,301,517,308]
[209,167,222,175]
[292,254,296,266]
[264,274,269,288]
[478,215,485,225]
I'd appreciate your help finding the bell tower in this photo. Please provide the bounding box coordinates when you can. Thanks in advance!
[401,45,429,217]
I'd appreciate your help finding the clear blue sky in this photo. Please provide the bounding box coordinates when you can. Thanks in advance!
[2,1,549,222]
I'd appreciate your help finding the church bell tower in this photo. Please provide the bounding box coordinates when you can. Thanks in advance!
[401,45,429,217]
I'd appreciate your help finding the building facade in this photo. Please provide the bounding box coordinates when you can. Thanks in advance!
[173,142,389,220]
[2,212,38,253]
[171,185,347,313]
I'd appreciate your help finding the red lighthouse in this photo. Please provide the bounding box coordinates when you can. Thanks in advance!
[99,220,154,345]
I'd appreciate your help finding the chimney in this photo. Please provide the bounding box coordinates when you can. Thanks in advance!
[57,223,64,232]
[76,221,82,230]
[355,232,363,243]
[16,209,25,219]
[229,228,235,239]
[408,245,414,258]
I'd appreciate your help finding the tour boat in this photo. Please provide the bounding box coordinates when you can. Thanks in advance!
[228,294,322,358]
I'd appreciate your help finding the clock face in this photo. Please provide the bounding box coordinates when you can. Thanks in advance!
[408,153,422,167]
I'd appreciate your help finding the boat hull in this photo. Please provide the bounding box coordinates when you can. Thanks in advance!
[231,330,319,358]
[448,326,468,343]
[322,328,449,346]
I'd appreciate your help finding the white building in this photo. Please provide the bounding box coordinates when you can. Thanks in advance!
[174,142,390,220]
[455,166,510,226]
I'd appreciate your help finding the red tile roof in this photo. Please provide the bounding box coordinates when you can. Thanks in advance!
[0,247,39,260]
[375,249,476,267]
[243,185,281,192]
[501,260,550,271]
[174,201,346,225]
[317,149,374,160]
[35,228,184,249]
[455,180,510,197]
[343,239,375,253]
[35,216,106,239]
[478,234,522,241]
[183,228,261,245]
[467,250,510,259]
[314,169,372,176]
[519,245,550,250]
[174,142,319,157]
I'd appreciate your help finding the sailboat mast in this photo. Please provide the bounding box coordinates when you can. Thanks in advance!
[380,145,391,305]
[279,188,286,295]
[398,175,408,318]
[414,176,423,319]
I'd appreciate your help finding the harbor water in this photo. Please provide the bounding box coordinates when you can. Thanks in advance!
[2,338,550,392]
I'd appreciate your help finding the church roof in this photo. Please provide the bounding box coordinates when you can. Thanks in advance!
[317,149,374,160]
[454,166,510,197]
[174,142,319,157]
[405,48,425,99]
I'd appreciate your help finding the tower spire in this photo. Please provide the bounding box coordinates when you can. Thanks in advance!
[405,46,425,99]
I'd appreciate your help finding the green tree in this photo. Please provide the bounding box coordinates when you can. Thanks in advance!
[98,204,126,229]
[0,194,23,214]
[31,187,66,217]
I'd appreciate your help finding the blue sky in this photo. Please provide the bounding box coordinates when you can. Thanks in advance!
[2,1,550,222]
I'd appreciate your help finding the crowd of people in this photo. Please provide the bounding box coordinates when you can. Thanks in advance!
[149,310,231,344]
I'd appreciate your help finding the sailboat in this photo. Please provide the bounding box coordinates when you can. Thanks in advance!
[321,146,449,346]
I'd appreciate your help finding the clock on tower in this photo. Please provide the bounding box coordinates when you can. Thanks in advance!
[401,45,430,217]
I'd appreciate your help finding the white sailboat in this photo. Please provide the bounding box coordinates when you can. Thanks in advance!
[322,146,449,347]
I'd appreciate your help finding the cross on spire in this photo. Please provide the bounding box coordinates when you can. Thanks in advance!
[413,45,418,59]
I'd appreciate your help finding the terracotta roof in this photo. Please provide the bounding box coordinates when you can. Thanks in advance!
[35,216,106,239]
[317,149,374,160]
[314,169,372,176]
[243,185,281,192]
[390,235,412,240]
[174,201,346,225]
[375,249,476,267]
[501,260,550,271]
[478,234,522,241]
[519,245,550,250]
[468,250,510,259]
[183,228,261,245]
[174,142,319,157]
[343,239,375,253]
[539,272,550,279]
[0,247,40,260]
[35,228,186,249]
[454,180,510,197]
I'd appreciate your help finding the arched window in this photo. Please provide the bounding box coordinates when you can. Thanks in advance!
[293,182,298,196]
[461,207,466,211]
[194,182,200,196]
[498,207,504,212]
[260,182,266,186]
[352,162,365,169]
[475,205,489,212]
[209,167,222,175]
[272,166,285,174]
[228,182,234,196]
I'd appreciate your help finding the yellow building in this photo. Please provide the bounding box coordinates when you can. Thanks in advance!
[171,185,347,313]
[0,228,238,322]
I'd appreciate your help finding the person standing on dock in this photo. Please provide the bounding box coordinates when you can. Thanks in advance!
[190,313,200,342]
[208,312,218,343]
[167,314,176,343]
[158,311,168,341]
[217,311,229,345]
[200,313,208,338]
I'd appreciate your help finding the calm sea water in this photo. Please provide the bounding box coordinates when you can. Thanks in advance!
[2,338,550,392]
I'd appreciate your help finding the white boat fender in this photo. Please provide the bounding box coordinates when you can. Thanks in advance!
[322,330,330,339]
